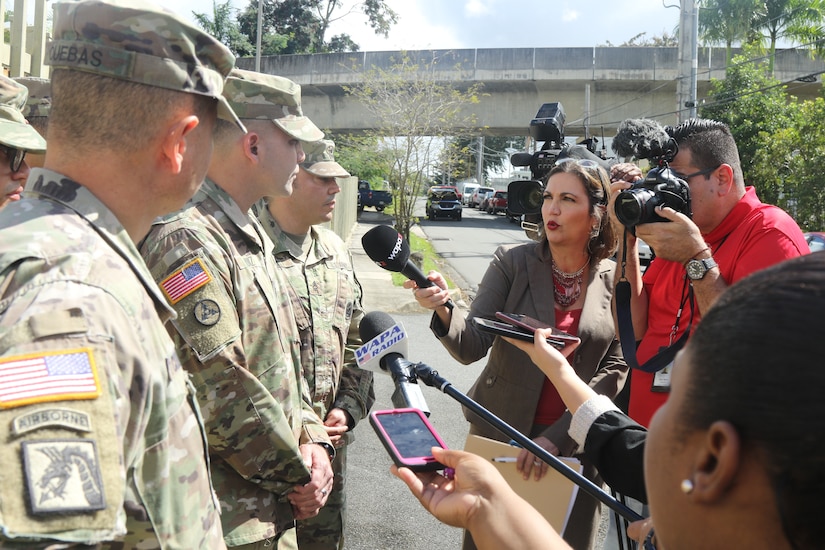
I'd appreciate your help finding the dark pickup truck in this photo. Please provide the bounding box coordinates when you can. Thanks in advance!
[358,180,393,212]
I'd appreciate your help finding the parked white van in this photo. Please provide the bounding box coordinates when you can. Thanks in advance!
[461,183,479,205]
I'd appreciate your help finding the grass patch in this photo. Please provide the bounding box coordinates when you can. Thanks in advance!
[390,230,455,289]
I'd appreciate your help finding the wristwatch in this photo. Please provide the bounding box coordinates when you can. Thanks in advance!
[686,257,718,280]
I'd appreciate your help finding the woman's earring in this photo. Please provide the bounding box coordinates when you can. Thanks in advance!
[680,479,694,494]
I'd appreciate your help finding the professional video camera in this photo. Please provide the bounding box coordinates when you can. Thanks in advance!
[507,103,614,240]
[507,102,566,221]
[611,119,692,228]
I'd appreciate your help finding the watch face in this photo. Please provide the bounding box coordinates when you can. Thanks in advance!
[687,259,705,280]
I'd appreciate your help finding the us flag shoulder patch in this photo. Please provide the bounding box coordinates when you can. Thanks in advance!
[0,348,101,409]
[160,258,212,304]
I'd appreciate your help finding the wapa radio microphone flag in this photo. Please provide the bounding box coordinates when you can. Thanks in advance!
[355,314,408,373]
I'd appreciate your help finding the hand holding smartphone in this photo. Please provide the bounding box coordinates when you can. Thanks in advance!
[370,408,448,472]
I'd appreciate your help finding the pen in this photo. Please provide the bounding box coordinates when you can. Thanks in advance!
[491,456,518,463]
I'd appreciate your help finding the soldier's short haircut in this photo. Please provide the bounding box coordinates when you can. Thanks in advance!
[50,69,216,154]
[27,117,48,138]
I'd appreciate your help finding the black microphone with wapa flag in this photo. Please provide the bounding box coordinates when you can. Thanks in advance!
[356,311,430,415]
[361,224,454,310]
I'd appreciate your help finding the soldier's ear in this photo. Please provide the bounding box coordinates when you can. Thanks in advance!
[160,115,200,174]
[244,133,260,162]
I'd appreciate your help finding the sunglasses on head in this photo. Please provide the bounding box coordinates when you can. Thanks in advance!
[0,145,26,173]
[554,157,602,170]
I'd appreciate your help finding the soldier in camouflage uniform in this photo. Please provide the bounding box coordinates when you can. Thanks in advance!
[139,68,336,550]
[0,76,46,209]
[0,0,242,547]
[257,139,375,550]
[13,76,50,168]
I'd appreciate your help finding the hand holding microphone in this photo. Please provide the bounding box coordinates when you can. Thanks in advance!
[361,225,454,311]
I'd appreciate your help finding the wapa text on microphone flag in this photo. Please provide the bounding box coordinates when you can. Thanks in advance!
[356,310,430,415]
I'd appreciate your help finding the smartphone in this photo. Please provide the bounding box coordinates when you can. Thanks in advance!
[495,312,580,347]
[369,408,448,472]
[472,317,578,350]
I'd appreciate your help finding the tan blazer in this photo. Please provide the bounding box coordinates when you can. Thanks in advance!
[432,240,627,455]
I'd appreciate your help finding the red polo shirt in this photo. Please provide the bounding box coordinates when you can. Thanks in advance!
[629,187,808,427]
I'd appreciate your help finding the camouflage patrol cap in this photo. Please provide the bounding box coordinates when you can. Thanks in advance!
[46,0,245,132]
[13,76,51,118]
[0,76,47,153]
[223,68,323,142]
[302,139,350,178]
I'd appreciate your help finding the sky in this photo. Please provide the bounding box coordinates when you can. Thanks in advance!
[176,0,682,51]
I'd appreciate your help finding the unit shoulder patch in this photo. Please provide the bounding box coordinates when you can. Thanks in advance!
[21,438,106,514]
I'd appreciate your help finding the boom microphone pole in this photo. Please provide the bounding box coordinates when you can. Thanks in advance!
[412,362,644,523]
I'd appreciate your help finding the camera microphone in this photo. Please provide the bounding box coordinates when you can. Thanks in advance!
[509,152,534,167]
[361,225,454,311]
[357,311,430,415]
[612,118,676,161]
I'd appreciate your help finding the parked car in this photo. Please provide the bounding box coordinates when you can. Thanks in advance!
[426,188,462,221]
[469,186,495,208]
[486,191,508,215]
[461,183,479,205]
[429,184,462,202]
[358,180,392,212]
[477,190,495,211]
[805,231,825,252]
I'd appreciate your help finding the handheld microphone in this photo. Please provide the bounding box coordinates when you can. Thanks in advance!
[361,225,454,311]
[357,311,430,415]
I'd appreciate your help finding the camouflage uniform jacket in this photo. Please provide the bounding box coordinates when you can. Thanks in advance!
[256,205,374,438]
[0,169,224,548]
[139,179,331,547]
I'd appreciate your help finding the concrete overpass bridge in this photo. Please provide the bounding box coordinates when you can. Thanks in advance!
[237,47,824,140]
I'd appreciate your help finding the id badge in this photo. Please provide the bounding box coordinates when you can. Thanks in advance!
[651,358,673,393]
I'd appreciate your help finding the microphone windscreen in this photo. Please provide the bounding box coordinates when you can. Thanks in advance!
[361,225,410,272]
[612,118,671,159]
[359,310,398,342]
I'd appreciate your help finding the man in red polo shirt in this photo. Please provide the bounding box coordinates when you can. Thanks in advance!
[610,118,808,427]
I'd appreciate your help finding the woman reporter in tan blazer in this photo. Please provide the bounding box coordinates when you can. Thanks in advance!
[406,156,627,550]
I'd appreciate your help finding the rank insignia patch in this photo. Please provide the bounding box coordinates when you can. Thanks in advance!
[0,348,101,409]
[160,258,212,304]
[22,439,106,514]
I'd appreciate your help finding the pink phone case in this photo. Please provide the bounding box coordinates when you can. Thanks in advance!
[495,312,580,344]
[369,408,447,472]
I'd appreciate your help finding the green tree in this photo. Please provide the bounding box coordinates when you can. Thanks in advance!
[328,133,394,185]
[431,135,516,185]
[614,31,679,47]
[238,0,396,54]
[700,46,797,199]
[752,0,825,74]
[698,0,760,66]
[192,0,256,57]
[345,53,483,240]
[751,99,825,230]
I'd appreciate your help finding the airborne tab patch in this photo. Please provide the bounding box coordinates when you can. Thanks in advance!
[160,258,212,304]
[0,348,101,409]
[21,439,106,514]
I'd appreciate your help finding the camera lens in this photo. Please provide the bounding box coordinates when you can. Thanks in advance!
[615,189,649,227]
[522,184,543,213]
